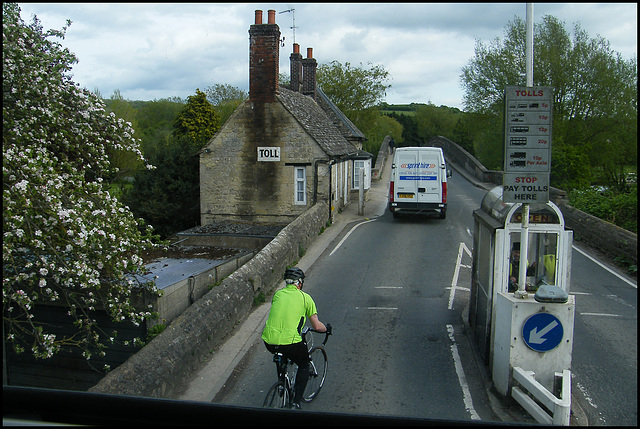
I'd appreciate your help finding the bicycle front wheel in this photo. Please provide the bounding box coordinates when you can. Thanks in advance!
[302,346,327,402]
[263,381,288,408]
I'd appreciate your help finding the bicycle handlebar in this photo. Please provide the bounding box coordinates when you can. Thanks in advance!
[303,325,332,346]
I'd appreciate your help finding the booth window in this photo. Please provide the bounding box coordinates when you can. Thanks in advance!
[509,232,559,288]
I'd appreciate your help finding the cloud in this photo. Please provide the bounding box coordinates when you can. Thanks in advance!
[17,2,637,109]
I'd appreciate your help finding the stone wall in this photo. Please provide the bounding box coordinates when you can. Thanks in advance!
[371,135,391,181]
[89,201,330,398]
[147,252,257,329]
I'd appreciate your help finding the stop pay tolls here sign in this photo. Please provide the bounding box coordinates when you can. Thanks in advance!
[503,86,553,204]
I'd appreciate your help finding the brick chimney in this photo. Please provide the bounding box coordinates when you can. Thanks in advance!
[249,10,280,103]
[289,43,303,92]
[302,47,317,100]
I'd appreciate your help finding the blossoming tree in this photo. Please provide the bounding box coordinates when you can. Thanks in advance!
[3,3,160,363]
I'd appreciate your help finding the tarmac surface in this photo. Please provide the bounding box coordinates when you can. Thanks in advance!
[177,152,394,404]
[176,150,588,425]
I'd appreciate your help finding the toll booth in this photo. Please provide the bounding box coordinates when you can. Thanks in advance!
[469,186,575,424]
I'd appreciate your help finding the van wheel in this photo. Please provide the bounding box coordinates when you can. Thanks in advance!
[439,209,447,219]
[392,212,399,218]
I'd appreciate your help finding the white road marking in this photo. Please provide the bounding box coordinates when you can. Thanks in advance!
[355,307,398,310]
[579,313,623,318]
[329,219,377,256]
[572,245,637,289]
[447,324,481,420]
[448,242,472,310]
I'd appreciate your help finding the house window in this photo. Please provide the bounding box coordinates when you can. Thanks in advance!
[295,167,306,205]
[353,160,364,189]
[352,159,371,190]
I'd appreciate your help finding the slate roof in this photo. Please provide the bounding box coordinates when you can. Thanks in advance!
[315,86,367,142]
[277,87,359,157]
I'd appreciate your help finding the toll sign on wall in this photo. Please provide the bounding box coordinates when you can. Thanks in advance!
[257,147,281,162]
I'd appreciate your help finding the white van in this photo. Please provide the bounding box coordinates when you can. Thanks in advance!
[388,147,452,219]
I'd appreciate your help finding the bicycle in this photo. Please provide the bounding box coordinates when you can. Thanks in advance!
[263,326,331,409]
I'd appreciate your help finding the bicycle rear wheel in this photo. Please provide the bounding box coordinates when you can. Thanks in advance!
[302,346,327,402]
[263,381,288,408]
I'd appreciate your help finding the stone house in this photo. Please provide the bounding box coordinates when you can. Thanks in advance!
[199,9,371,226]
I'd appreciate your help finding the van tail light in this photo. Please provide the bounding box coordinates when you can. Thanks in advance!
[389,181,395,203]
[442,182,447,203]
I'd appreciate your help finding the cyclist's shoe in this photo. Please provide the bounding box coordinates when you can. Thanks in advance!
[291,402,301,410]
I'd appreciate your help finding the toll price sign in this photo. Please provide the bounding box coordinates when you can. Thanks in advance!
[503,86,553,203]
[506,148,550,172]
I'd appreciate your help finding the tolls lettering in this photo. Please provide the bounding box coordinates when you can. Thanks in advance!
[515,89,544,97]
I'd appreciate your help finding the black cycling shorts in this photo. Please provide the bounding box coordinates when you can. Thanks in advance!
[264,341,310,367]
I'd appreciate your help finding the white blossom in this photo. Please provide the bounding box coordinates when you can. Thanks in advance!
[3,4,159,362]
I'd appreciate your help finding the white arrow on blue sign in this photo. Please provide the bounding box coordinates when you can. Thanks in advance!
[522,312,564,352]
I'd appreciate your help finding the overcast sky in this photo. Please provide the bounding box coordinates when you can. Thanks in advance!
[17,3,637,110]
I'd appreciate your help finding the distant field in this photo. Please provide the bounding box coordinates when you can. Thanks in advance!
[380,104,417,116]
[380,109,415,116]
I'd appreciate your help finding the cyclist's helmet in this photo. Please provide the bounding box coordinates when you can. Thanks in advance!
[284,267,305,281]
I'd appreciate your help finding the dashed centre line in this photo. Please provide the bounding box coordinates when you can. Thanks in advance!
[355,307,398,310]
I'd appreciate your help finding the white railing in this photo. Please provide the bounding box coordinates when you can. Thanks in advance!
[511,366,571,425]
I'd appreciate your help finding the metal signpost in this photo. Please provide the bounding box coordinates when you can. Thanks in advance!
[503,85,553,298]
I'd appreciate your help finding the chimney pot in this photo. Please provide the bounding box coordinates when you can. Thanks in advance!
[268,9,276,24]
[302,48,317,100]
[249,9,280,103]
[290,44,303,92]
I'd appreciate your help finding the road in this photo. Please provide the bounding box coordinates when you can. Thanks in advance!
[569,243,637,426]
[202,160,636,425]
[211,167,501,423]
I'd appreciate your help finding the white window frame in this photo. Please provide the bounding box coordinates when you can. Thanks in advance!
[352,159,371,190]
[294,167,307,205]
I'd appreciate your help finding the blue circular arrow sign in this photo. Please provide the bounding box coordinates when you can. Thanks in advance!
[522,312,564,352]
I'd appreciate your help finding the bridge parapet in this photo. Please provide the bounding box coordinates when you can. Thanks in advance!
[89,202,330,398]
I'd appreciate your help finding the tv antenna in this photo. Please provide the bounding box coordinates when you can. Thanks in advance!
[279,8,298,45]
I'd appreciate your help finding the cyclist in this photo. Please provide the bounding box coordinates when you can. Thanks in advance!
[262,267,331,409]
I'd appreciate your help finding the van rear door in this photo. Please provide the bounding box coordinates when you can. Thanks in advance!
[416,150,441,204]
[394,150,419,203]
[395,149,441,203]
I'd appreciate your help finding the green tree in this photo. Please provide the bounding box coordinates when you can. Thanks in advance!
[460,15,637,191]
[385,111,420,147]
[3,3,159,361]
[204,83,247,125]
[135,98,185,159]
[104,90,144,183]
[317,61,396,155]
[414,104,461,142]
[122,134,200,239]
[204,83,247,105]
[123,90,216,239]
[317,60,391,119]
[172,88,220,147]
